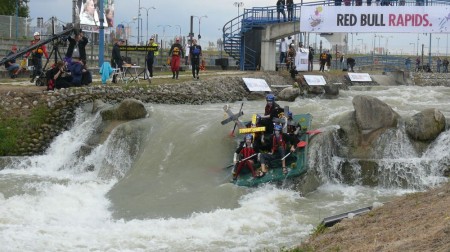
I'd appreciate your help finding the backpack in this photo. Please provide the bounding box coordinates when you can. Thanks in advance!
[192,46,201,55]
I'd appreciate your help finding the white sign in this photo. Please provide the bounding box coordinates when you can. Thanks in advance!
[300,6,450,33]
[303,75,327,86]
[348,73,372,82]
[295,48,309,72]
[242,78,272,92]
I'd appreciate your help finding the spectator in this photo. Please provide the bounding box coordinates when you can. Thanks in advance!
[308,46,315,71]
[25,32,49,80]
[405,57,411,71]
[347,57,356,72]
[319,51,327,72]
[65,31,89,64]
[356,0,363,6]
[286,0,294,21]
[3,45,21,78]
[276,0,286,22]
[442,58,449,73]
[326,50,332,71]
[111,39,125,83]
[415,57,421,72]
[367,0,372,6]
[279,38,287,65]
[185,41,190,67]
[436,57,442,73]
[146,37,159,83]
[335,0,342,5]
[340,53,346,70]
[344,0,351,6]
[168,37,184,79]
[189,39,202,80]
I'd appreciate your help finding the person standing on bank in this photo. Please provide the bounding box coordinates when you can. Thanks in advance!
[189,39,202,80]
[169,38,184,79]
[286,0,294,21]
[276,0,286,22]
[65,31,89,65]
[111,39,125,83]
[25,32,49,80]
[146,37,159,83]
[279,38,287,66]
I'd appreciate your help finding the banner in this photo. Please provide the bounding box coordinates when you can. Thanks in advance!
[77,0,114,27]
[119,45,159,52]
[295,48,309,72]
[300,6,450,33]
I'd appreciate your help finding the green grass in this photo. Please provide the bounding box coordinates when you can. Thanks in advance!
[0,105,52,155]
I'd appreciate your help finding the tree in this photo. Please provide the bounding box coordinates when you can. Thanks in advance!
[0,0,30,17]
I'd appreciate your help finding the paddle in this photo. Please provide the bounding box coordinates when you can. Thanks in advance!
[306,129,322,136]
[223,153,258,169]
[281,141,308,161]
[229,102,244,137]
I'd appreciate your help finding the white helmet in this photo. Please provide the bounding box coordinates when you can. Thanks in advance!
[34,32,40,36]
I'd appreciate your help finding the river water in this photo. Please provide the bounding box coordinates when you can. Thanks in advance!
[1,85,449,251]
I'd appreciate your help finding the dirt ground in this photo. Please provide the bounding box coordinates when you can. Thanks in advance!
[297,181,450,252]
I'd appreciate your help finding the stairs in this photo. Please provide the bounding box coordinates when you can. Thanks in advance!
[222,5,300,70]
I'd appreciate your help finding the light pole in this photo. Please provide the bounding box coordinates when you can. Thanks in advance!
[410,43,415,56]
[174,25,181,38]
[357,39,363,54]
[385,35,393,55]
[140,6,156,43]
[436,37,440,56]
[193,15,207,42]
[234,2,244,16]
[158,24,171,49]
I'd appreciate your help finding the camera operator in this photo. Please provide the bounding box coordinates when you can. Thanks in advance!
[65,30,88,65]
[46,61,71,90]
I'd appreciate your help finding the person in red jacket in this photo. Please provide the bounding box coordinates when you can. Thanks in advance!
[25,32,49,80]
[232,134,259,181]
[168,37,184,79]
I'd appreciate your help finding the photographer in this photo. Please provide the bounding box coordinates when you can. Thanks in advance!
[46,61,71,90]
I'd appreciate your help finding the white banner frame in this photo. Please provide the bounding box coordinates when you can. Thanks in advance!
[300,6,450,33]
[242,78,272,92]
[303,75,327,86]
[348,73,372,82]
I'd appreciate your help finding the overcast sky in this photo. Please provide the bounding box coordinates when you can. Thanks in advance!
[27,0,450,55]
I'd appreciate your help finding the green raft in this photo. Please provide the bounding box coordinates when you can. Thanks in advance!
[232,113,313,187]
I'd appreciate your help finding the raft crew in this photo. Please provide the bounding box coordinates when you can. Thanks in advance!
[232,134,259,181]
[257,124,295,178]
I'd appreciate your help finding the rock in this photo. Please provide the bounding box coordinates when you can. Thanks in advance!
[100,98,147,121]
[352,95,400,134]
[405,108,446,141]
[323,84,339,97]
[277,87,300,101]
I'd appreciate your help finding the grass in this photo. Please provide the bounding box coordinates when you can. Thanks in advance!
[0,104,52,155]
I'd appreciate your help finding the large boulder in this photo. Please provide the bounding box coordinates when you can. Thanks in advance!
[100,99,147,121]
[352,95,400,134]
[277,87,301,101]
[405,108,446,141]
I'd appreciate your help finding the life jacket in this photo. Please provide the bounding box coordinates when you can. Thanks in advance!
[240,144,256,158]
[272,134,286,153]
[172,47,180,56]
[320,53,327,60]
[192,46,201,55]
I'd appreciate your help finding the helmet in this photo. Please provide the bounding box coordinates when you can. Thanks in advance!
[274,124,282,132]
[288,111,293,117]
[34,32,40,36]
[245,134,253,141]
[266,94,275,102]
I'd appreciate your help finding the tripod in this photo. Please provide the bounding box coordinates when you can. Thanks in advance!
[32,41,65,86]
